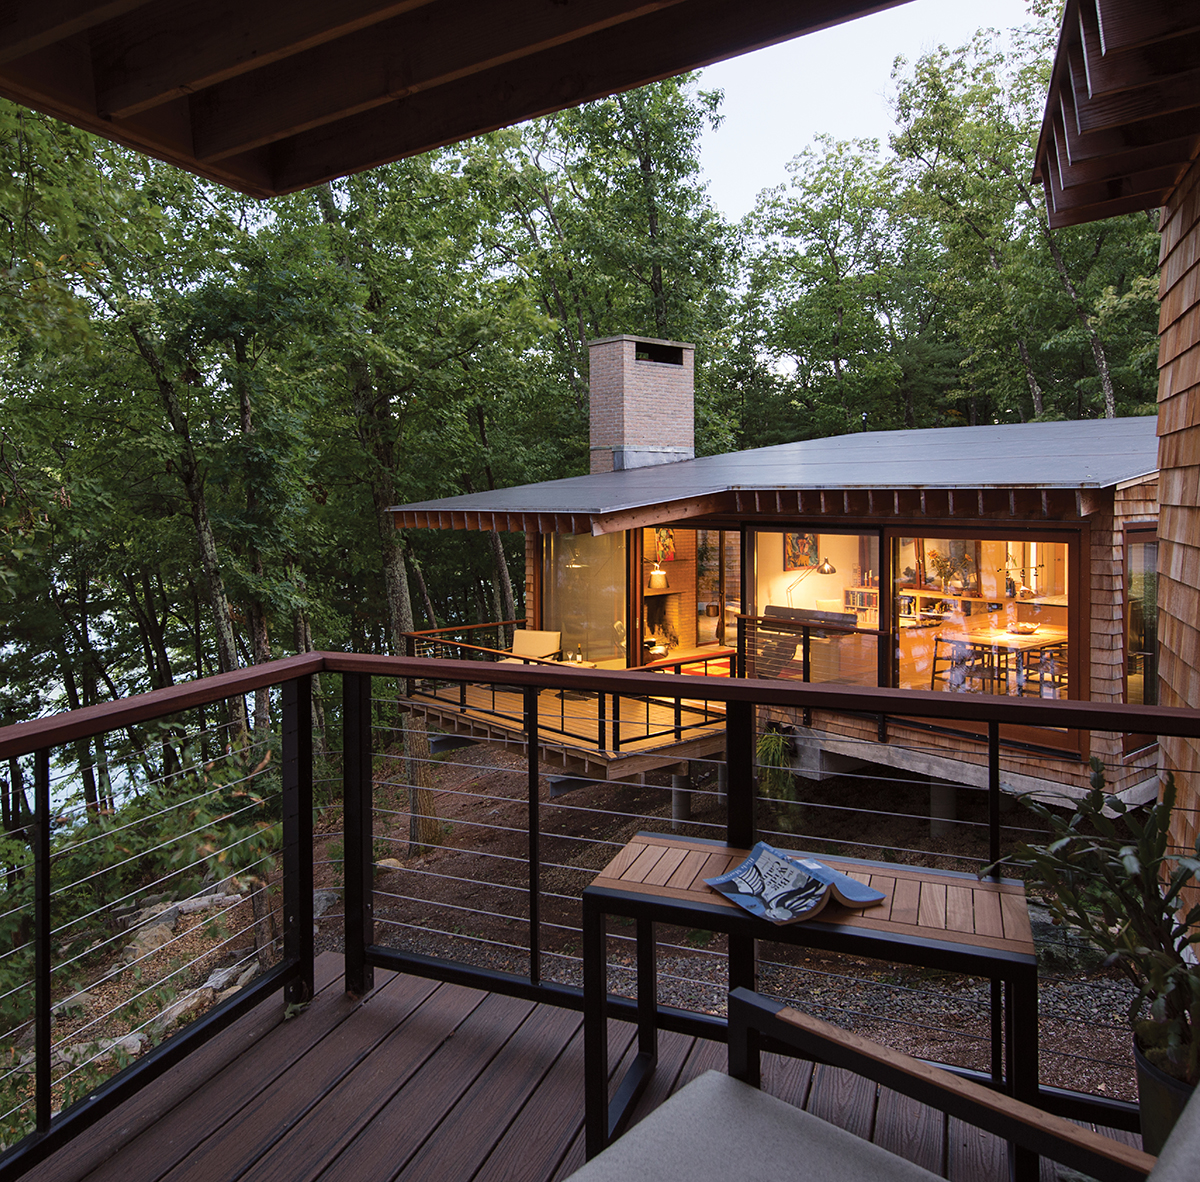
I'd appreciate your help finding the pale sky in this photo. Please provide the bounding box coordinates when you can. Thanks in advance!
[697,0,1036,222]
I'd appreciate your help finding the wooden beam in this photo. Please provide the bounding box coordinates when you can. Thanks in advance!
[592,492,732,535]
[1057,79,1200,162]
[1044,134,1189,212]
[842,489,868,516]
[1079,1,1200,100]
[0,0,148,64]
[259,0,913,194]
[192,0,688,161]
[1051,111,1196,189]
[1096,0,1200,55]
[0,36,284,194]
[1072,62,1200,136]
[91,0,436,119]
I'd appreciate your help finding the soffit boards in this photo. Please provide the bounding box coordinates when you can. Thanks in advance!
[392,415,1160,535]
[0,0,910,198]
[1033,0,1200,228]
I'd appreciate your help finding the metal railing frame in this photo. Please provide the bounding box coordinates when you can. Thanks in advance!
[401,636,732,751]
[1,652,1198,1173]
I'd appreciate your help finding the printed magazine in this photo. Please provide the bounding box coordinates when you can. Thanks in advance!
[705,843,886,924]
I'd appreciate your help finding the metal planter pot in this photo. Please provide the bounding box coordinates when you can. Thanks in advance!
[1134,1038,1195,1155]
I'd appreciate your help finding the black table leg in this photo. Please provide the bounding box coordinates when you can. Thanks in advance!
[583,891,608,1160]
[1008,965,1041,1182]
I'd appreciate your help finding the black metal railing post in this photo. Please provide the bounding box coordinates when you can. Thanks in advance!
[343,671,374,996]
[282,676,314,1006]
[34,747,51,1135]
[525,686,541,985]
[987,719,1004,1087]
[988,720,1001,872]
[726,699,755,849]
[598,692,607,751]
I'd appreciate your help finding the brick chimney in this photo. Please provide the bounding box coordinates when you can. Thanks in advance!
[588,335,694,474]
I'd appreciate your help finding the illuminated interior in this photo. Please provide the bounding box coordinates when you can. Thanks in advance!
[543,527,740,667]
[894,536,1070,697]
[543,532,627,666]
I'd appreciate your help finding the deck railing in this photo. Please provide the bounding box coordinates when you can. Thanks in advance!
[401,630,732,751]
[0,653,1197,1174]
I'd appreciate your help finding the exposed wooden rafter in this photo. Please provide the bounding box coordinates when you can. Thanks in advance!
[1034,0,1200,228]
[0,0,911,198]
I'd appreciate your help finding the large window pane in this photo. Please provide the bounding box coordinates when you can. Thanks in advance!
[895,536,1070,697]
[543,532,626,665]
[1126,532,1157,706]
[750,530,880,685]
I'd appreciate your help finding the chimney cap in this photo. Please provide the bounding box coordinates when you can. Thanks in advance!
[587,334,693,351]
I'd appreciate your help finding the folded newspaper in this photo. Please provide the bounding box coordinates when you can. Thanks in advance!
[705,842,886,924]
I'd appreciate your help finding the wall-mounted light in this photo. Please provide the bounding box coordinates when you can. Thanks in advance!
[647,560,669,590]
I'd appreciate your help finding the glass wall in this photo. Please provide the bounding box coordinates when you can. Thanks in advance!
[695,529,741,647]
[894,535,1071,697]
[543,532,626,666]
[1126,529,1157,706]
[750,530,881,685]
[639,527,740,663]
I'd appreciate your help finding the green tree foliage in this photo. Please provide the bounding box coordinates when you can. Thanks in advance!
[0,16,1166,858]
[890,26,1160,423]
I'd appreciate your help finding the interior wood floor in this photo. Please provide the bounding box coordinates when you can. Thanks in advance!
[24,953,1131,1182]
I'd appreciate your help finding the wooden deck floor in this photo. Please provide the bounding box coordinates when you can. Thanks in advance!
[26,953,1121,1182]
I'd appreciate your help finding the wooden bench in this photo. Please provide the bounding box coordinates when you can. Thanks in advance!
[582,834,1039,1171]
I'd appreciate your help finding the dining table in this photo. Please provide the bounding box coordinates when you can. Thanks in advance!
[951,624,1068,695]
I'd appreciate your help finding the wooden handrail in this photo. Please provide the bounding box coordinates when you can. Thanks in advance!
[401,618,525,639]
[406,636,565,666]
[2,650,1199,761]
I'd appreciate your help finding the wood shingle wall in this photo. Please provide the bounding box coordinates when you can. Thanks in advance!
[1157,157,1200,864]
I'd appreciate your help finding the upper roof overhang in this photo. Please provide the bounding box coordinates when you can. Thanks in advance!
[0,0,911,199]
[1033,0,1200,229]
[392,416,1160,535]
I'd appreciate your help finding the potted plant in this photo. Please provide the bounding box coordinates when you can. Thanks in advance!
[757,724,799,832]
[997,759,1199,1153]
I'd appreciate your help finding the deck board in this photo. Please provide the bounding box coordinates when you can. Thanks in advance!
[26,953,1048,1182]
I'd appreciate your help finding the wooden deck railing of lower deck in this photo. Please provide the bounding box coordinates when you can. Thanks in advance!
[0,653,1196,1176]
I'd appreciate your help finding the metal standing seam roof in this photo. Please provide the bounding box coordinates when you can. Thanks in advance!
[391,416,1160,534]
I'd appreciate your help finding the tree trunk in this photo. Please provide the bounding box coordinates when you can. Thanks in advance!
[127,323,249,740]
[488,531,516,646]
[408,552,438,631]
[1016,338,1044,418]
[234,340,273,733]
[294,608,328,758]
[250,878,276,970]
[353,370,439,856]
[58,656,100,817]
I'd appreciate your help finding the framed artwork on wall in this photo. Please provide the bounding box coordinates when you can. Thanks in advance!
[655,528,676,562]
[783,532,818,571]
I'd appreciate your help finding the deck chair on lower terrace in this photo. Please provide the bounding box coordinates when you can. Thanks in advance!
[567,987,1189,1182]
[497,629,561,664]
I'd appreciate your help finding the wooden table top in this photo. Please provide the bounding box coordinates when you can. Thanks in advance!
[591,834,1034,957]
[952,625,1068,653]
